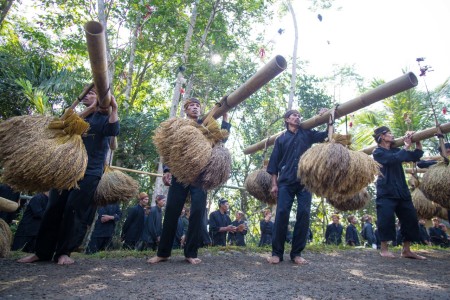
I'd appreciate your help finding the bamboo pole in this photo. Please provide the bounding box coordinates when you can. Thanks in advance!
[243,72,418,155]
[361,122,450,154]
[205,55,287,119]
[405,168,427,174]
[85,21,111,109]
[109,166,245,190]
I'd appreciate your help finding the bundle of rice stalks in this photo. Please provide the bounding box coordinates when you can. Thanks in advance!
[411,188,438,220]
[299,137,379,199]
[0,219,12,258]
[153,117,194,162]
[244,168,276,205]
[196,144,231,190]
[94,166,139,206]
[419,162,450,209]
[0,109,89,192]
[168,125,212,185]
[0,196,19,212]
[327,188,371,211]
[434,206,449,220]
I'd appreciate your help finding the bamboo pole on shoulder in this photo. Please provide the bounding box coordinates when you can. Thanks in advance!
[361,122,450,155]
[243,72,418,155]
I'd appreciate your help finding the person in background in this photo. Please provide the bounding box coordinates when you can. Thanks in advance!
[209,198,235,246]
[12,192,49,253]
[121,192,148,250]
[429,217,449,247]
[345,215,360,246]
[147,195,166,250]
[372,126,425,259]
[86,203,122,254]
[361,215,377,249]
[325,214,343,245]
[259,209,274,247]
[228,211,247,246]
[418,218,431,246]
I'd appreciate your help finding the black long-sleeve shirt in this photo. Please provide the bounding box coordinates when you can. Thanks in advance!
[345,223,360,246]
[121,204,145,243]
[267,128,327,186]
[228,220,247,246]
[325,223,343,245]
[209,210,231,246]
[91,204,122,238]
[362,222,376,245]
[259,220,274,246]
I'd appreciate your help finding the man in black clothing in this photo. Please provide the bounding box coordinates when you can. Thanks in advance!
[209,198,235,246]
[418,218,431,246]
[372,126,425,259]
[361,215,377,248]
[147,194,166,250]
[228,211,247,246]
[259,209,274,247]
[86,203,122,254]
[429,217,449,247]
[12,192,49,252]
[18,89,120,265]
[148,98,231,265]
[325,214,343,245]
[121,192,149,250]
[345,215,360,246]
[266,109,327,265]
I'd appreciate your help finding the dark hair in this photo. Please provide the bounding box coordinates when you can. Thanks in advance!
[373,126,390,143]
[218,198,228,206]
[283,110,300,129]
[155,194,166,202]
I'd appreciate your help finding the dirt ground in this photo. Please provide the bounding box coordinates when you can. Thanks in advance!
[0,248,449,300]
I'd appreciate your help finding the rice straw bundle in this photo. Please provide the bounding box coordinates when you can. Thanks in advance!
[419,162,450,209]
[244,168,276,205]
[298,133,379,199]
[327,188,371,211]
[196,144,231,190]
[0,108,89,192]
[434,206,449,220]
[0,196,19,212]
[0,219,12,258]
[411,188,438,219]
[167,125,212,185]
[94,166,139,206]
[153,117,195,162]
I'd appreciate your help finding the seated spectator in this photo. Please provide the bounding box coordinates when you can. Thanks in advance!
[86,203,122,254]
[325,214,343,245]
[259,209,273,247]
[429,217,449,247]
[12,192,49,253]
[228,211,247,246]
[345,215,360,246]
[418,218,431,246]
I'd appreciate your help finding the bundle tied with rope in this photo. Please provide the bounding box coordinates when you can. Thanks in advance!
[419,161,450,210]
[244,137,277,205]
[153,98,231,190]
[0,108,89,192]
[298,110,380,209]
[94,166,140,206]
[0,197,19,258]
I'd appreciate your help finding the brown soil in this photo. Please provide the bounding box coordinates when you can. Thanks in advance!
[1,248,449,299]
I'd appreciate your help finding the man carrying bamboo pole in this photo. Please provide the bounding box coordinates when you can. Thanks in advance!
[148,98,230,265]
[372,126,425,259]
[266,109,327,265]
[18,88,120,265]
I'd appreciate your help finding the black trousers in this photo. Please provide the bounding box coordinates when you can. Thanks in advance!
[11,236,36,253]
[86,236,112,254]
[376,196,419,243]
[35,175,99,261]
[157,177,206,258]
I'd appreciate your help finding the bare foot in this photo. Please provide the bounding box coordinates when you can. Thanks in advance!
[17,254,40,263]
[401,251,426,260]
[267,256,280,264]
[185,257,202,265]
[147,256,169,264]
[379,250,396,258]
[57,255,75,265]
[292,256,309,265]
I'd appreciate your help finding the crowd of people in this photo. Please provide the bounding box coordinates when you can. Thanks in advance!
[0,95,449,267]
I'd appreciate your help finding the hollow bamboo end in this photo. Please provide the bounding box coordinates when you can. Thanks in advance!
[275,55,287,70]
[85,21,104,35]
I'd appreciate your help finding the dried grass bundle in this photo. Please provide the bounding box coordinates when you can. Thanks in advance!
[434,206,449,220]
[420,162,450,209]
[196,144,231,190]
[168,125,212,185]
[244,168,276,205]
[0,109,89,192]
[153,117,194,162]
[0,196,19,212]
[0,219,12,258]
[411,188,438,220]
[197,116,229,146]
[327,188,371,211]
[94,166,140,206]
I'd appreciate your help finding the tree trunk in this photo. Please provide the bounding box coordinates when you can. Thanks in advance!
[125,15,141,108]
[0,0,14,26]
[287,1,298,110]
